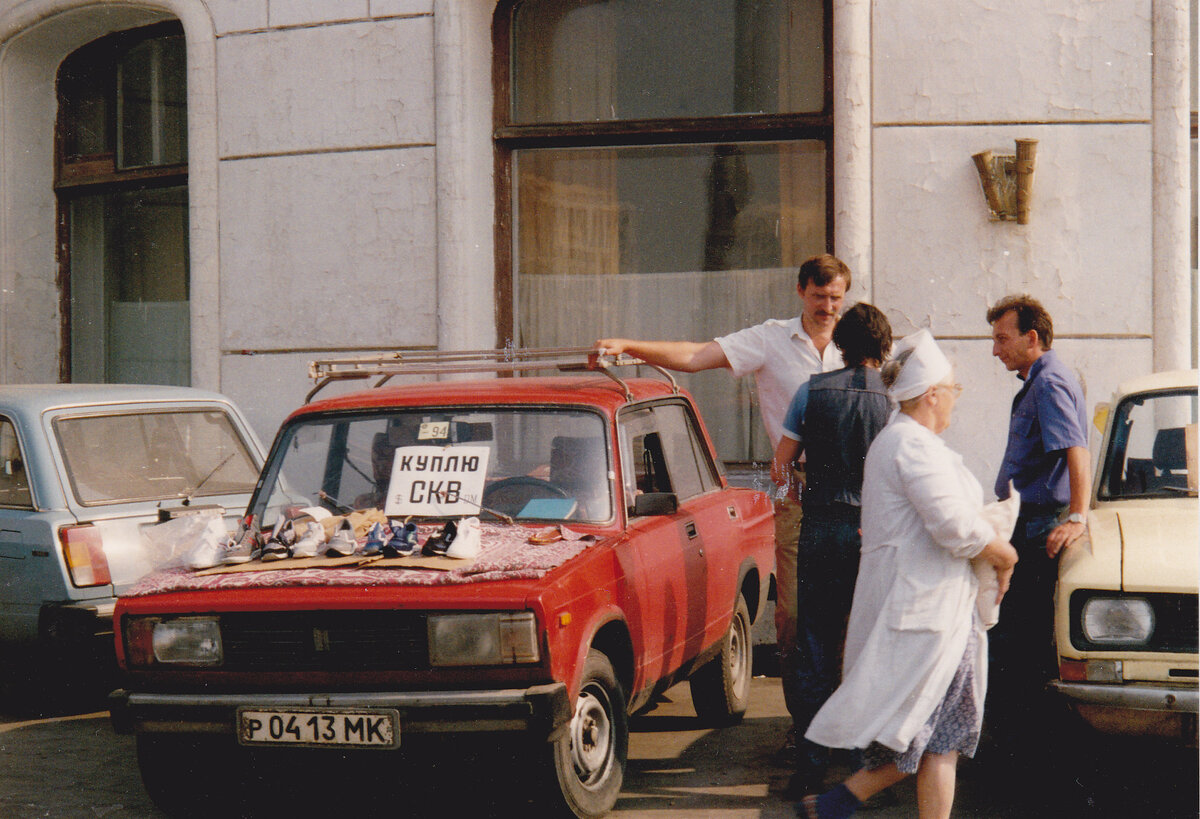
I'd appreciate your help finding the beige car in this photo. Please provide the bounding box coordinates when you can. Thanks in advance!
[1052,369,1198,743]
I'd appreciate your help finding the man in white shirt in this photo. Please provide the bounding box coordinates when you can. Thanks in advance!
[597,253,848,740]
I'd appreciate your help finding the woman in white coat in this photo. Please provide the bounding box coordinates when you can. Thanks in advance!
[798,330,1019,819]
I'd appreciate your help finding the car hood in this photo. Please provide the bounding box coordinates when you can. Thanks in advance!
[1113,504,1199,593]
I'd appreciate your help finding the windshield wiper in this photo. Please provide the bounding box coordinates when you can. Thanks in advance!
[179,452,237,505]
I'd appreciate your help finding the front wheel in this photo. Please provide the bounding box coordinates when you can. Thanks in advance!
[540,649,628,818]
[689,593,752,725]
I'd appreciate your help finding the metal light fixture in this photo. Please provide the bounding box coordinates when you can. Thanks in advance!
[972,138,1038,224]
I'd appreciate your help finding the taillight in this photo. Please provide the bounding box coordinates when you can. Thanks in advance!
[59,524,112,587]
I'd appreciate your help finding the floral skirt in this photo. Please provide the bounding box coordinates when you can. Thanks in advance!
[861,625,982,775]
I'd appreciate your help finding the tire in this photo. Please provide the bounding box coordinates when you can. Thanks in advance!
[689,593,752,726]
[541,649,628,818]
[136,734,244,817]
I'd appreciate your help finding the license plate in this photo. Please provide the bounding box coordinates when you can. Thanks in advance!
[237,707,400,749]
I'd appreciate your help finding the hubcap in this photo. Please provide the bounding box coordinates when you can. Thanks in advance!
[571,684,613,785]
[729,611,749,697]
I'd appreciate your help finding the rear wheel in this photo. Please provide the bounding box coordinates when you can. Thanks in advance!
[689,593,752,725]
[541,649,628,818]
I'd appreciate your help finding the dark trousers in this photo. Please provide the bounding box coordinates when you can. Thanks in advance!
[785,508,861,774]
[987,509,1061,741]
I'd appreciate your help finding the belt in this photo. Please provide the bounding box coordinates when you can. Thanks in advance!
[1019,501,1066,517]
[801,501,862,521]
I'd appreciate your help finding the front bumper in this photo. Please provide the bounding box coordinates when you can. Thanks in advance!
[1050,680,1199,741]
[109,684,571,742]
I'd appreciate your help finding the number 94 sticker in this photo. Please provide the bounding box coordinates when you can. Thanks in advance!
[238,707,400,749]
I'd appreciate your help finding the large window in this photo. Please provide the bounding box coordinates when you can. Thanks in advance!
[55,23,189,386]
[496,0,831,462]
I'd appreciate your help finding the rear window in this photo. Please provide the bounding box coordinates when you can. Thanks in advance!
[54,409,260,506]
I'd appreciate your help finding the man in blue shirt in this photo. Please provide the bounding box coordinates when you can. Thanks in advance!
[986,294,1090,744]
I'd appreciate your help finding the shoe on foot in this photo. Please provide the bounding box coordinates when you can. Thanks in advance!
[325,519,358,557]
[446,517,481,559]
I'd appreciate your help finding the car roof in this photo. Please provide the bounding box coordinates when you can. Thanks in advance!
[0,383,238,416]
[1112,369,1198,400]
[292,376,681,421]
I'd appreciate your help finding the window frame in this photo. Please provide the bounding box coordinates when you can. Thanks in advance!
[617,398,723,510]
[491,0,835,343]
[0,415,35,510]
[53,21,189,384]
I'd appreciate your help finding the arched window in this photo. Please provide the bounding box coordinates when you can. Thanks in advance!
[495,0,831,462]
[55,22,189,385]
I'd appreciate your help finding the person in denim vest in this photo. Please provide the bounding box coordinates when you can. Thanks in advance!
[772,303,892,797]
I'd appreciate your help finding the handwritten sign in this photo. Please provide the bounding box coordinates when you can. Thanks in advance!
[384,445,490,517]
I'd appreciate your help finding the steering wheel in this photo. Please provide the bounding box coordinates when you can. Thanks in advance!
[482,476,569,518]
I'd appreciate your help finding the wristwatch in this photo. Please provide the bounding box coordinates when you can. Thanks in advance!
[1066,512,1085,525]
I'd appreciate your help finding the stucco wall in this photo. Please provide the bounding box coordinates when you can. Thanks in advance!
[870,0,1173,471]
[0,0,1192,490]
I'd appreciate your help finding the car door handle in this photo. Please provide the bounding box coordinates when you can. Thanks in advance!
[684,521,698,539]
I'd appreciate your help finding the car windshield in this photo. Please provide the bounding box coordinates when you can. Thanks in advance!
[252,407,613,527]
[54,409,260,506]
[1098,388,1198,499]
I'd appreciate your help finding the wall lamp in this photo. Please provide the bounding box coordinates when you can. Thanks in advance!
[972,138,1038,224]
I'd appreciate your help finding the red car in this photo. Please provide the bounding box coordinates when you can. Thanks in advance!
[109,349,774,818]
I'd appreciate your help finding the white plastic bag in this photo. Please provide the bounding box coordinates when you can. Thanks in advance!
[973,486,1020,629]
[142,511,229,572]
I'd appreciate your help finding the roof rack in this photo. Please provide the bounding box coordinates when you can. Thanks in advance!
[305,346,678,403]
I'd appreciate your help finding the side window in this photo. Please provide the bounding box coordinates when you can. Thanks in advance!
[654,403,718,500]
[0,418,33,508]
[619,402,719,510]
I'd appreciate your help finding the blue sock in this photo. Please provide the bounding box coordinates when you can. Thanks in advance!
[816,783,861,819]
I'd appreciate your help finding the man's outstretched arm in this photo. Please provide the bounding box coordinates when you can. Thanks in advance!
[595,338,731,373]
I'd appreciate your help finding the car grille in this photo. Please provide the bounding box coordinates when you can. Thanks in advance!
[1070,592,1198,653]
[219,611,428,672]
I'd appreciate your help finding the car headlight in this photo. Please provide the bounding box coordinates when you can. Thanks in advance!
[147,617,223,665]
[428,612,539,666]
[1081,597,1154,645]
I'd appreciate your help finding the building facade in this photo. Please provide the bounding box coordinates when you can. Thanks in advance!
[0,0,1194,487]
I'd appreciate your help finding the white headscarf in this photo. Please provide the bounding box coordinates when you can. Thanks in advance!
[888,329,952,402]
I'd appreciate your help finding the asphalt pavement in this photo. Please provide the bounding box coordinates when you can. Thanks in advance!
[0,669,1194,818]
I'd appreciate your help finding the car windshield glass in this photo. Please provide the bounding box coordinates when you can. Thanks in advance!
[54,409,260,506]
[253,408,613,527]
[1098,389,1198,499]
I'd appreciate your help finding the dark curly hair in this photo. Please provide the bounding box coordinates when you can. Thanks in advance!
[833,302,892,367]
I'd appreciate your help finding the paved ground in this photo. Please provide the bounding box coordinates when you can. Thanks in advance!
[0,671,1194,818]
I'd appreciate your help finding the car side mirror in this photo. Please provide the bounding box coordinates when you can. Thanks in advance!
[632,492,678,516]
